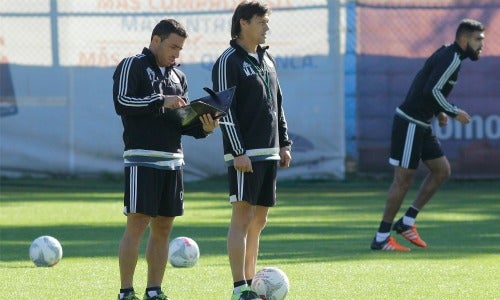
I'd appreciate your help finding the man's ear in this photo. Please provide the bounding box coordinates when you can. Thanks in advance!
[151,35,161,44]
[457,34,468,50]
[239,18,248,29]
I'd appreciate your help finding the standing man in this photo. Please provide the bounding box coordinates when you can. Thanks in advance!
[212,1,292,299]
[113,19,218,300]
[371,19,485,252]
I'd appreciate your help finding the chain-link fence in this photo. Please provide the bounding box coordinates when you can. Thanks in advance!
[355,0,500,177]
[1,1,347,179]
[1,0,498,178]
[357,0,500,57]
[0,0,329,67]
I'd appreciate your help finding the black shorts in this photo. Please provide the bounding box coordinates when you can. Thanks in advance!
[124,166,184,217]
[227,160,277,206]
[389,115,444,169]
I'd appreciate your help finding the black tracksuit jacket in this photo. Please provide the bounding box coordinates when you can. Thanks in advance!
[398,42,469,125]
[113,48,208,170]
[211,40,292,165]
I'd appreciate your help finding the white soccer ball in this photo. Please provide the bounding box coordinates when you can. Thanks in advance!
[251,267,290,300]
[168,236,200,268]
[29,236,63,267]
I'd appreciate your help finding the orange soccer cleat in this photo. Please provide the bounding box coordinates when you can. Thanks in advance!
[393,218,428,248]
[370,236,410,252]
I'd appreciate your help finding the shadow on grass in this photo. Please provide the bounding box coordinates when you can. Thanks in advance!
[1,178,498,266]
[1,218,498,266]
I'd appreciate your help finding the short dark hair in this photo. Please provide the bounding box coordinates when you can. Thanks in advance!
[455,19,484,40]
[231,1,271,39]
[151,19,188,41]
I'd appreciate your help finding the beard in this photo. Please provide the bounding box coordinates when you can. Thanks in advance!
[466,44,481,61]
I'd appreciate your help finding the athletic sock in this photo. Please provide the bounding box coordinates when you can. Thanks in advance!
[145,286,161,297]
[119,288,134,299]
[233,281,247,294]
[246,279,252,286]
[403,206,420,226]
[376,232,390,243]
[375,221,392,242]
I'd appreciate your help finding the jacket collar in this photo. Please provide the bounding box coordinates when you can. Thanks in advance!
[142,47,176,72]
[230,40,269,60]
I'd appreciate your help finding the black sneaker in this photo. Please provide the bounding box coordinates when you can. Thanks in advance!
[118,292,140,300]
[231,286,260,300]
[143,290,169,300]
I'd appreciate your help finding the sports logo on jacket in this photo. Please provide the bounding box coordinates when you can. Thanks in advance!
[243,61,256,77]
[147,67,164,93]
[146,67,156,83]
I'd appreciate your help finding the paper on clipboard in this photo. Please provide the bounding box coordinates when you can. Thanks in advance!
[167,87,235,127]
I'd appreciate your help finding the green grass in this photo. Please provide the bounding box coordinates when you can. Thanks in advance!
[0,177,499,299]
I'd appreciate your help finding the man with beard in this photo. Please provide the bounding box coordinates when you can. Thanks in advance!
[370,19,485,251]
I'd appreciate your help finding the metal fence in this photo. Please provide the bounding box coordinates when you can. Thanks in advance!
[354,0,500,178]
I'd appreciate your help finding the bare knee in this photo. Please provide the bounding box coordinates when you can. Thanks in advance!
[251,213,268,231]
[424,157,451,182]
[429,160,451,182]
[434,165,451,182]
[249,206,270,233]
[150,216,175,239]
[125,214,151,234]
[392,172,414,191]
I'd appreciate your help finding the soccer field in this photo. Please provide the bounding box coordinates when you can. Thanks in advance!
[0,177,499,299]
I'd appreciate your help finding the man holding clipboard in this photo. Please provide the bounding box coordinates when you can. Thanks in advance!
[112,19,219,300]
[167,86,235,128]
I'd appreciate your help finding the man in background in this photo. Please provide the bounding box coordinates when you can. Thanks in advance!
[371,19,485,251]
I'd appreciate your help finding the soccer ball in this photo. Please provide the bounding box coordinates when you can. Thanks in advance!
[29,236,63,267]
[251,267,290,300]
[168,236,200,268]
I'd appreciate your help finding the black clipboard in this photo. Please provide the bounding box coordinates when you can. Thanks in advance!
[168,87,235,127]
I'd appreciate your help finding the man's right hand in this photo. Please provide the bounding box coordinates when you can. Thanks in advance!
[233,154,253,173]
[163,95,187,109]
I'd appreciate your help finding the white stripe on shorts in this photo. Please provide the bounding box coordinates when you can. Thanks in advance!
[230,170,245,203]
[239,171,244,201]
[402,123,416,168]
[129,166,138,213]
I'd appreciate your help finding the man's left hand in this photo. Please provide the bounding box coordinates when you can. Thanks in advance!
[279,147,291,168]
[437,112,448,127]
[199,114,219,133]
